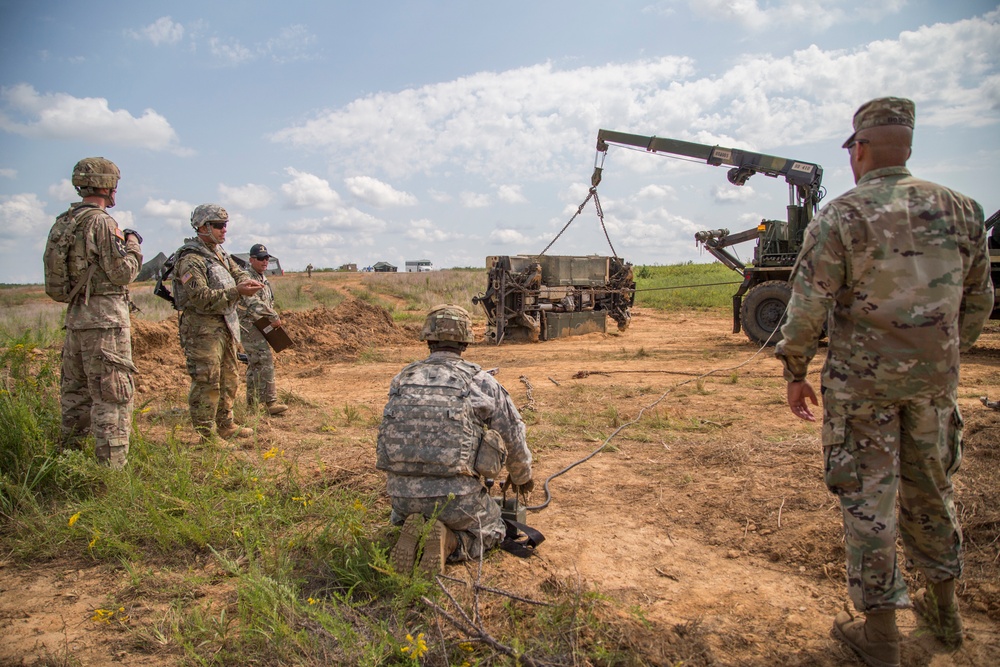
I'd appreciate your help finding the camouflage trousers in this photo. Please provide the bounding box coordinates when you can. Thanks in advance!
[61,327,135,469]
[179,313,239,435]
[242,325,276,406]
[822,393,964,612]
[390,490,505,562]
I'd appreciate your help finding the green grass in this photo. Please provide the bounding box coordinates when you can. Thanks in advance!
[633,262,739,311]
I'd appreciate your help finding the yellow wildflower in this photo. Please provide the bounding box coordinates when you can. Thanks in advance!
[68,512,81,527]
[91,608,113,623]
[307,597,317,605]
[353,499,364,512]
[88,530,100,549]
[262,447,279,460]
[401,632,428,658]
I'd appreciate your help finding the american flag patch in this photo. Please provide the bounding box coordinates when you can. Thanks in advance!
[180,272,193,284]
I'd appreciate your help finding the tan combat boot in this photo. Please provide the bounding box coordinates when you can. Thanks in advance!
[217,423,253,440]
[391,514,425,576]
[267,401,289,416]
[831,608,900,667]
[418,520,458,576]
[913,579,963,648]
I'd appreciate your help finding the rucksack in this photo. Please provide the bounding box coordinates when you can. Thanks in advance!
[43,206,102,303]
[153,252,179,306]
[376,358,486,478]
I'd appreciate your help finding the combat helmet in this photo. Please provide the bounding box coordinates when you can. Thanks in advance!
[72,157,120,197]
[421,304,475,343]
[191,204,229,230]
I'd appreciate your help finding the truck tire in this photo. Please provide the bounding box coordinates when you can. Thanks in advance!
[741,280,792,346]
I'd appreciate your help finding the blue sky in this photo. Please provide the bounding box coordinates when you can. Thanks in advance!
[1,1,997,283]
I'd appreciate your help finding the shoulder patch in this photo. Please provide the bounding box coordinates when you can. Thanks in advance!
[180,271,193,284]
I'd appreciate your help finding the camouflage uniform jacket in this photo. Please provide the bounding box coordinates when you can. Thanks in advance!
[172,237,250,342]
[62,203,142,330]
[775,166,994,400]
[237,266,278,329]
[382,351,533,498]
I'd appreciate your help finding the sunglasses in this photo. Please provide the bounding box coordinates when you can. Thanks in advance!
[209,221,228,230]
[845,138,870,151]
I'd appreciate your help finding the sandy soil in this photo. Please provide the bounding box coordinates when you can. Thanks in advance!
[2,275,998,666]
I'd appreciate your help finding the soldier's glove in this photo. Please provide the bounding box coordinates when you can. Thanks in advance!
[123,228,143,244]
[514,478,534,494]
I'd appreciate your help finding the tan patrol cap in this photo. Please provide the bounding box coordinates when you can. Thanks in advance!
[842,97,915,148]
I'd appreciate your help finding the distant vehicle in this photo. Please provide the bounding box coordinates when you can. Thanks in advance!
[405,260,434,273]
[594,129,825,345]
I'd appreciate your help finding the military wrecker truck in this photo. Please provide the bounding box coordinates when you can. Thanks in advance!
[988,208,1000,319]
[594,129,825,345]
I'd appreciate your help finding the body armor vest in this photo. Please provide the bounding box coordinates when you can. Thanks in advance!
[172,240,241,341]
[376,357,486,478]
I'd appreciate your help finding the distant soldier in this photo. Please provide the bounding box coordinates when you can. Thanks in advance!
[377,305,534,575]
[776,98,993,665]
[306,263,313,279]
[237,243,288,415]
[172,205,263,442]
[43,157,142,468]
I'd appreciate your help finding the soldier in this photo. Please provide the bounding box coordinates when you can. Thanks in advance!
[237,243,288,415]
[172,204,264,442]
[306,263,313,279]
[376,305,534,575]
[775,98,994,666]
[44,157,142,469]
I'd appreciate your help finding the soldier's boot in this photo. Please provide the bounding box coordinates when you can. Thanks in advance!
[913,579,963,648]
[391,514,425,576]
[266,401,289,416]
[417,520,458,576]
[831,609,899,667]
[217,423,253,440]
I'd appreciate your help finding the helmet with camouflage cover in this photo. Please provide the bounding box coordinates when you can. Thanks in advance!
[421,304,474,343]
[191,204,229,230]
[72,157,120,196]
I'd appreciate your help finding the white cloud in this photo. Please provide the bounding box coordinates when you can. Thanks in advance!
[127,16,185,46]
[652,0,907,31]
[47,179,76,202]
[218,183,274,209]
[460,191,490,208]
[0,193,48,240]
[0,168,16,178]
[142,198,193,230]
[281,167,343,210]
[405,219,461,243]
[488,228,532,245]
[712,184,756,203]
[344,176,417,207]
[0,84,188,154]
[496,184,527,204]
[271,14,998,189]
[265,25,318,64]
[209,37,255,66]
[635,184,677,201]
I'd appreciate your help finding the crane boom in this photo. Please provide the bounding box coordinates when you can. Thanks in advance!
[594,129,823,205]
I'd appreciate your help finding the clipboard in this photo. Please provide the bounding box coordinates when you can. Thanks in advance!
[253,316,294,352]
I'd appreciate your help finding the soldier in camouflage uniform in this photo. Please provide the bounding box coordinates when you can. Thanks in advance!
[237,243,288,415]
[50,158,142,469]
[377,305,534,575]
[172,204,264,442]
[775,98,994,666]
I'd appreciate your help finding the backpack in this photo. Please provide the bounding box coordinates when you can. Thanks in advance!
[43,206,101,303]
[153,252,179,306]
[376,358,486,478]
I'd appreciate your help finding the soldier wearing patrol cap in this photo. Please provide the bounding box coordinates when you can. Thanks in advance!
[44,157,143,469]
[776,97,994,665]
[376,304,534,576]
[237,243,288,415]
[171,204,264,443]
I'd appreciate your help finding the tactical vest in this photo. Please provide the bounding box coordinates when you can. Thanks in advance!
[172,240,241,341]
[376,357,486,478]
[44,205,126,303]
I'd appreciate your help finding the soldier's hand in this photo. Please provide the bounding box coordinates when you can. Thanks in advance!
[237,280,264,296]
[122,228,143,244]
[787,380,818,422]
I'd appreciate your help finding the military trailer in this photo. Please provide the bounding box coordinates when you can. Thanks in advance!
[472,254,635,344]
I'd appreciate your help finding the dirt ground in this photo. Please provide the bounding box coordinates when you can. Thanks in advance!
[2,275,999,666]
